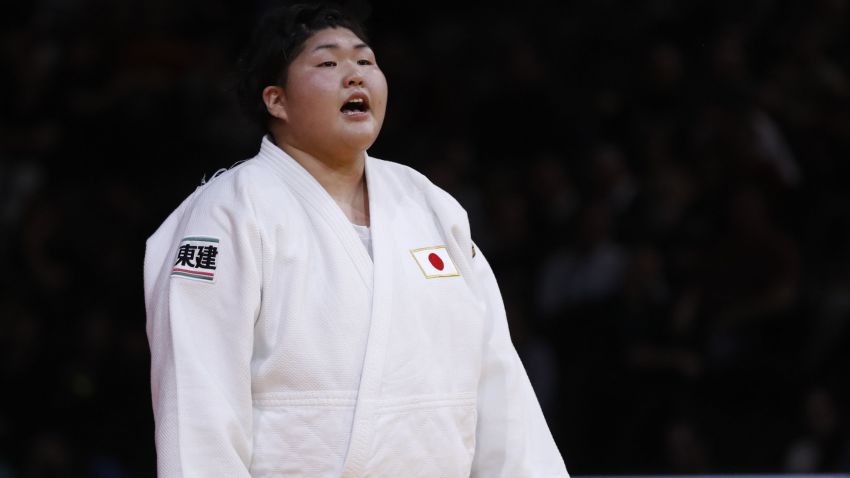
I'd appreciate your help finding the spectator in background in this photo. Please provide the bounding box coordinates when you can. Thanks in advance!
[785,388,850,472]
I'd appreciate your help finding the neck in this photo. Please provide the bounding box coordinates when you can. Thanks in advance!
[273,136,370,227]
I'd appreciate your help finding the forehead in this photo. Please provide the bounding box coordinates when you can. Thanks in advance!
[302,27,370,53]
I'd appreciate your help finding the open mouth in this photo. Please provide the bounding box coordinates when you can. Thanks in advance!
[341,97,370,114]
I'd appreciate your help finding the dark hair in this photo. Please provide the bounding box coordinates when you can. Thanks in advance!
[236,3,369,132]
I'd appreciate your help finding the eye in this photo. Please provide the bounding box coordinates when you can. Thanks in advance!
[317,61,337,67]
[357,59,373,66]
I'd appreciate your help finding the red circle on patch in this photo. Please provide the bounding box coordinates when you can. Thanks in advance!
[428,252,445,271]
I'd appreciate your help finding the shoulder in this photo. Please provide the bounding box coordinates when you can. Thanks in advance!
[368,156,467,217]
[176,153,294,227]
[371,156,482,266]
[147,156,272,244]
[193,159,269,207]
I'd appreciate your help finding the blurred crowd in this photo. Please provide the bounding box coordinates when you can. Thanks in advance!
[2,0,850,475]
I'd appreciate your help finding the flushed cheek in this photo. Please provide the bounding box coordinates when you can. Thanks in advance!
[288,73,338,108]
[370,73,389,112]
[289,90,340,125]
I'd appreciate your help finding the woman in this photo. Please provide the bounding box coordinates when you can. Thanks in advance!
[144,5,567,477]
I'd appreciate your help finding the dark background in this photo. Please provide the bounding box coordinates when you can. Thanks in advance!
[3,0,850,476]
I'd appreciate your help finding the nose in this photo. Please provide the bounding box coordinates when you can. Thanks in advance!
[345,67,364,87]
[346,76,364,87]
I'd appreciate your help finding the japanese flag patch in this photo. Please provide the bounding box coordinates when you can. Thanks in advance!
[410,245,460,279]
[171,236,220,282]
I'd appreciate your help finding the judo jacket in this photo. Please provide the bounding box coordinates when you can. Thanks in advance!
[144,136,569,477]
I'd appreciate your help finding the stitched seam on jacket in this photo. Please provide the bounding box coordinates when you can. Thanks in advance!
[252,397,357,408]
[252,390,358,408]
[376,393,477,414]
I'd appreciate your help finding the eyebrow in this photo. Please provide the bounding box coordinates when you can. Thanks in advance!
[312,42,370,52]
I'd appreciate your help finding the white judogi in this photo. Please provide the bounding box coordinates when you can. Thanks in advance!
[144,136,568,477]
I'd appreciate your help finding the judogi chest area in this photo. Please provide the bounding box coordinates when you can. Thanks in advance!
[144,137,568,477]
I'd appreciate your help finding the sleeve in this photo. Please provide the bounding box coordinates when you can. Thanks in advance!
[144,188,262,477]
[469,246,569,478]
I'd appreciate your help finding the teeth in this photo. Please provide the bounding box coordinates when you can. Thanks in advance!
[341,97,368,114]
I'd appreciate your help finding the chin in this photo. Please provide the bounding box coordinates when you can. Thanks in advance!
[339,128,382,152]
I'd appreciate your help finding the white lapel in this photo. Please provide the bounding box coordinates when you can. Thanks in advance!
[339,155,396,477]
[255,136,374,291]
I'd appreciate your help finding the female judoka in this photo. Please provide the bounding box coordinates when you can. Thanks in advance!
[144,4,568,477]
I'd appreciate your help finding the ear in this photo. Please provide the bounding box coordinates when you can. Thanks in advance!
[262,85,288,122]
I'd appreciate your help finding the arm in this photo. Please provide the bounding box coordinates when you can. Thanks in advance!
[469,247,569,478]
[144,190,261,477]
